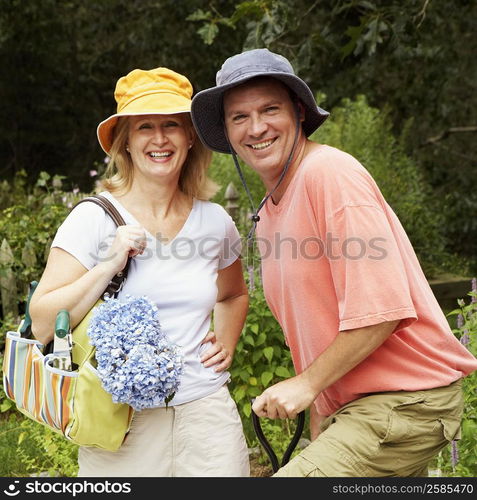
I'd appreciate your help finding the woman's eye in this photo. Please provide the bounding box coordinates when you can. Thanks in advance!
[138,123,152,129]
[164,121,179,128]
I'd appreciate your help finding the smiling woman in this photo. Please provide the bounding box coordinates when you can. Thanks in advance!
[126,114,194,185]
[28,67,250,477]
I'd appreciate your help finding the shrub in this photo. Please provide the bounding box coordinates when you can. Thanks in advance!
[228,278,295,422]
[435,280,477,476]
[0,171,85,334]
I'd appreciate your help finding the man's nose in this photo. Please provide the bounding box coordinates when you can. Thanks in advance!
[248,115,267,137]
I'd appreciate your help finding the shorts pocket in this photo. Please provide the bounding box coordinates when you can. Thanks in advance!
[379,396,426,444]
[439,415,462,441]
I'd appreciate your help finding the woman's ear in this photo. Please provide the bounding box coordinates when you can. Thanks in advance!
[188,128,196,149]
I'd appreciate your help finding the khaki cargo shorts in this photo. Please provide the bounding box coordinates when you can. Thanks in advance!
[274,379,463,477]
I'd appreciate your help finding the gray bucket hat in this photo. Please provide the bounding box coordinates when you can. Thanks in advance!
[191,48,329,154]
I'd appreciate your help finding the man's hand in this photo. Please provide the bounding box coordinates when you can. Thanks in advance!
[252,374,316,419]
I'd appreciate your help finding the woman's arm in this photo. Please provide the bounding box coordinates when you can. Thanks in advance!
[200,258,249,372]
[30,225,147,344]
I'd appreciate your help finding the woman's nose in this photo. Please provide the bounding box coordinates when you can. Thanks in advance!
[152,127,168,145]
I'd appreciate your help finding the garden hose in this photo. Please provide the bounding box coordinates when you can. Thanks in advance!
[251,403,306,473]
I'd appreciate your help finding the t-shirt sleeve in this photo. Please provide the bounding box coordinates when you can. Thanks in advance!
[326,204,417,331]
[51,202,117,270]
[218,208,242,270]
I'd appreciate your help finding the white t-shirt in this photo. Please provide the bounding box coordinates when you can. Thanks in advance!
[51,191,242,406]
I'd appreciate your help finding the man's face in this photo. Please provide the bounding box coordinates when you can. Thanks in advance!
[223,78,303,182]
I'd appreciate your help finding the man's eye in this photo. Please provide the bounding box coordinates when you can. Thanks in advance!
[232,114,246,122]
[265,106,279,113]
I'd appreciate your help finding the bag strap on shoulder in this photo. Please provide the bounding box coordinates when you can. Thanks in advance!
[73,194,131,299]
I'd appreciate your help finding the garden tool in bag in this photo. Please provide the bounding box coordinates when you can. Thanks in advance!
[251,402,306,473]
[2,194,134,451]
[51,309,73,371]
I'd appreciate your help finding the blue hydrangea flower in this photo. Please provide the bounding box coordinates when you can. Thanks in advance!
[87,295,183,411]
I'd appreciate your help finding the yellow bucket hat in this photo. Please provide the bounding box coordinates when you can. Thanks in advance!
[97,67,193,154]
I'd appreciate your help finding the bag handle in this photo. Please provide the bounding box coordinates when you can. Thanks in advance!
[73,194,131,299]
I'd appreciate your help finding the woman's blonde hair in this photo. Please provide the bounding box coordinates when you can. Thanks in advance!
[100,115,218,200]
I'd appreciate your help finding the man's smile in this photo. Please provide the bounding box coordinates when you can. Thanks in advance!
[248,138,277,150]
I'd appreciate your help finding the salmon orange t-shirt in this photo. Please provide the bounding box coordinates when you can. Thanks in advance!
[257,144,477,416]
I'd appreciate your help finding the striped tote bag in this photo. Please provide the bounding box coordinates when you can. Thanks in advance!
[3,331,77,434]
[3,301,133,452]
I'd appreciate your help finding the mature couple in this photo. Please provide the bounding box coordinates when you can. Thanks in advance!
[30,49,477,477]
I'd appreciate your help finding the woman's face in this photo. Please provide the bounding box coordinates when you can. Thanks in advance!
[127,113,194,184]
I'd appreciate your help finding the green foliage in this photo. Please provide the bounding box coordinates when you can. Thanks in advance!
[228,278,295,433]
[0,171,86,331]
[435,283,477,477]
[0,413,32,477]
[209,150,265,219]
[227,273,308,468]
[0,355,14,414]
[0,170,88,426]
[16,418,78,477]
[0,412,78,477]
[250,415,305,470]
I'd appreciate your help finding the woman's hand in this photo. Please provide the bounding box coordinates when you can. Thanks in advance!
[101,225,147,274]
[200,330,232,372]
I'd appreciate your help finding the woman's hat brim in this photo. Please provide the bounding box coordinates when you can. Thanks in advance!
[191,72,329,154]
[97,92,191,154]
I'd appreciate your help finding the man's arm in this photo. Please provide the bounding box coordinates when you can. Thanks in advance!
[252,319,400,419]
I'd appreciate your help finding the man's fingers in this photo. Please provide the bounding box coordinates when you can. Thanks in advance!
[252,397,268,417]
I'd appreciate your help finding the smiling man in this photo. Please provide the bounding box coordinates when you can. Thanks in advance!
[191,48,477,477]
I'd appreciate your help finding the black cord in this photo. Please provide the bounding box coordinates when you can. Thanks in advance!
[251,404,306,473]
